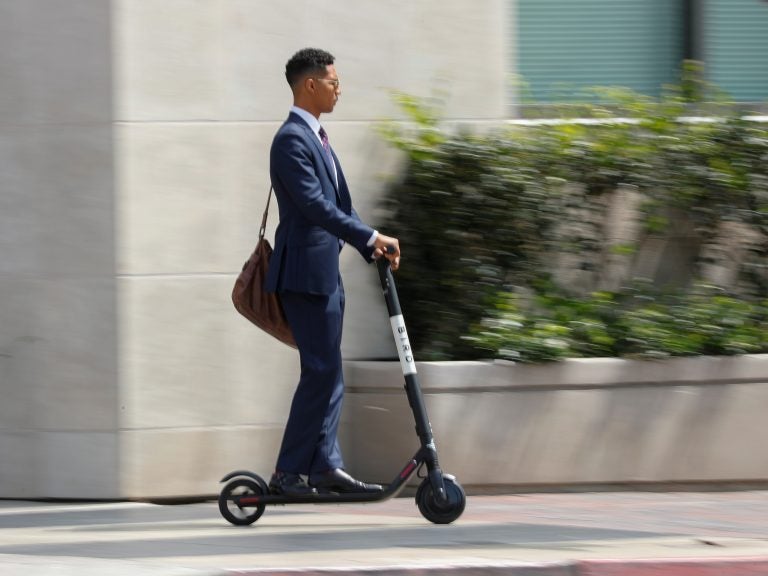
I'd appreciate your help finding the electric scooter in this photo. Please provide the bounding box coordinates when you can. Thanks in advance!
[218,251,466,525]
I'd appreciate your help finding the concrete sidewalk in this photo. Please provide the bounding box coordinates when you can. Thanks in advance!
[0,491,767,575]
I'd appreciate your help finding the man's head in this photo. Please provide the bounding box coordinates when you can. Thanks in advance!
[285,48,341,117]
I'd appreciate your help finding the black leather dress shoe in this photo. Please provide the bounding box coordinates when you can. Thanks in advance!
[308,468,383,494]
[269,472,317,497]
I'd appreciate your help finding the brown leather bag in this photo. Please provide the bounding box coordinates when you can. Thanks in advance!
[232,187,296,348]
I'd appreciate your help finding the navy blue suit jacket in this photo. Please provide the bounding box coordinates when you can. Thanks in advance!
[265,113,374,295]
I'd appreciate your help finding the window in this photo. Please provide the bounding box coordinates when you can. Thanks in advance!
[515,0,767,107]
[704,0,768,102]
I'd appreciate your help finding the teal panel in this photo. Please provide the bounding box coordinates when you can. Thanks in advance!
[517,0,685,102]
[705,0,768,102]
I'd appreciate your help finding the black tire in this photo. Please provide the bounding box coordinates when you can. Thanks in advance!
[416,476,466,524]
[218,477,267,526]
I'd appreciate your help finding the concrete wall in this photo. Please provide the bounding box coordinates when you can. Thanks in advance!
[0,2,119,499]
[0,0,509,498]
[343,355,768,488]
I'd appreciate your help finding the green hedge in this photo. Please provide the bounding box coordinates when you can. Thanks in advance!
[377,80,768,361]
[465,283,768,363]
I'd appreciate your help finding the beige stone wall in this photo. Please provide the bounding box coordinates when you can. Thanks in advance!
[0,2,119,499]
[343,356,768,488]
[1,0,509,498]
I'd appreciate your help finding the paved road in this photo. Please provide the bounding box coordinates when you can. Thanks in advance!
[1,491,767,575]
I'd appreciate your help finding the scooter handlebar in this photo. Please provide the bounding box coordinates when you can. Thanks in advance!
[376,246,401,317]
[375,245,396,274]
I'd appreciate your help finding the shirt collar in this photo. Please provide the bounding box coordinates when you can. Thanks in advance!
[290,105,321,137]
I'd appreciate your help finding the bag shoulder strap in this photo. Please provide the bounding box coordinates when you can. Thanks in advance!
[259,186,274,241]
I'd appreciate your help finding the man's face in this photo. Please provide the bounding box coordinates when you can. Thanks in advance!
[309,64,341,114]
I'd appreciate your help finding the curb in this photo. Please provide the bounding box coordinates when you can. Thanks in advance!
[226,557,768,576]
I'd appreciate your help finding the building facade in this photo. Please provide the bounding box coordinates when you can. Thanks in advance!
[0,0,508,499]
[1,0,765,499]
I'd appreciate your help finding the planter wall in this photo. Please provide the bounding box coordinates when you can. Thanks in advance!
[341,355,768,489]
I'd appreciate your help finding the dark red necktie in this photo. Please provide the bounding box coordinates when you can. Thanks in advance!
[318,127,334,165]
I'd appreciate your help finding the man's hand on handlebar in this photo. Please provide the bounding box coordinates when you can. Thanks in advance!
[372,234,400,271]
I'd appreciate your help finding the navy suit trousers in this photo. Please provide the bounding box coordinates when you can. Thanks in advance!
[275,281,346,475]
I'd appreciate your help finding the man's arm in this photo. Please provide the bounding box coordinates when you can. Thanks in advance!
[272,131,374,251]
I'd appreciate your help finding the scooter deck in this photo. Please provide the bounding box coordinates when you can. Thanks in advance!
[234,483,408,506]
[224,456,421,507]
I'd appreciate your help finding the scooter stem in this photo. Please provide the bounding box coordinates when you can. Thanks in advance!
[376,256,448,504]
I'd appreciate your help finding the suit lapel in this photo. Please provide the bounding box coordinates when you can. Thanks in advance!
[289,114,340,196]
[332,149,352,213]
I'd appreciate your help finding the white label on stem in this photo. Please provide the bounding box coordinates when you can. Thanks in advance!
[390,315,417,375]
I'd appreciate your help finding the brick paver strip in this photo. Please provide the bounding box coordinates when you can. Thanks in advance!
[578,557,768,575]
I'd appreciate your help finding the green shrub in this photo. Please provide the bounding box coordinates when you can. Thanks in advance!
[465,285,768,363]
[378,123,564,359]
[377,77,768,361]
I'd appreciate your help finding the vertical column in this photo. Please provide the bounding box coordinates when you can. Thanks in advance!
[0,1,119,498]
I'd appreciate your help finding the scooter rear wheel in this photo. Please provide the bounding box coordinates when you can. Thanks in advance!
[218,477,267,526]
[416,476,466,524]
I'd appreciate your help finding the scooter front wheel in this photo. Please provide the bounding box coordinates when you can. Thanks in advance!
[416,476,466,524]
[218,476,267,526]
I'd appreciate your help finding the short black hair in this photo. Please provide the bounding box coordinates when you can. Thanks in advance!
[285,48,335,88]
